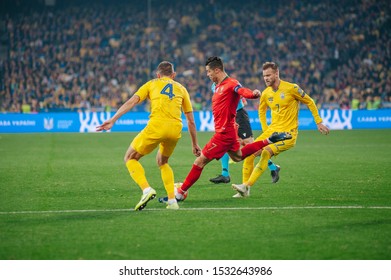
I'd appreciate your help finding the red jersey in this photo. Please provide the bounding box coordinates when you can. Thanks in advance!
[212,76,256,133]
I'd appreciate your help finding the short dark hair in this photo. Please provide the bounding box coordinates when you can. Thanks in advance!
[157,61,174,76]
[205,56,224,71]
[262,62,279,71]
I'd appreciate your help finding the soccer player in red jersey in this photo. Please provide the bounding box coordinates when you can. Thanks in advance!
[159,57,292,203]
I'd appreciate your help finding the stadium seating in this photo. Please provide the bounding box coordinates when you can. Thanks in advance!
[1,0,390,112]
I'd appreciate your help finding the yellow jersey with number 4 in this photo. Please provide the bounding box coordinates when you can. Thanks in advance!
[259,80,322,132]
[135,77,193,123]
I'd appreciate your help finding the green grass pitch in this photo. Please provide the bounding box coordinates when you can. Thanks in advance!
[0,130,390,260]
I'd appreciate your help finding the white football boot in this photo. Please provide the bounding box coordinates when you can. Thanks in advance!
[232,184,250,198]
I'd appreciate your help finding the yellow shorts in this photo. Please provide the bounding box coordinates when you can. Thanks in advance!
[255,128,298,156]
[131,120,183,157]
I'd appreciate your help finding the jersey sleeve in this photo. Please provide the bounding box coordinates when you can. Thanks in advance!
[292,84,323,124]
[258,91,269,131]
[231,80,257,99]
[134,81,150,102]
[236,87,258,99]
[182,88,193,113]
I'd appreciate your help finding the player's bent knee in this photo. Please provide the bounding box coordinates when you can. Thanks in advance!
[230,154,242,162]
[262,147,273,158]
[124,149,143,163]
[156,158,169,167]
[194,154,211,168]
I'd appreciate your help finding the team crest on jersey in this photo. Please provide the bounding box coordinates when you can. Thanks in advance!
[280,92,285,99]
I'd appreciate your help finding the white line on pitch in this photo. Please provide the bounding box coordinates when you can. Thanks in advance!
[0,205,391,215]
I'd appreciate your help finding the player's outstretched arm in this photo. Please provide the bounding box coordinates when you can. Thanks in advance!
[96,119,115,131]
[185,111,201,156]
[235,86,261,99]
[96,95,140,131]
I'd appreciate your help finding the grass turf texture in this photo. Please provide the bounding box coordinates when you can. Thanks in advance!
[0,130,390,260]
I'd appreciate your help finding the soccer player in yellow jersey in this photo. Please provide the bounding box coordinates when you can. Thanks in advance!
[96,61,201,210]
[232,62,329,197]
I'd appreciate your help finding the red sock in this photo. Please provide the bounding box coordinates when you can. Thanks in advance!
[179,164,204,193]
[240,139,270,160]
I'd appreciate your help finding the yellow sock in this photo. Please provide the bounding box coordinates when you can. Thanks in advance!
[160,163,175,199]
[125,159,149,190]
[242,154,255,183]
[247,149,271,186]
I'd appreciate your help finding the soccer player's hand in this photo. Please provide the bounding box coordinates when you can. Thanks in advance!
[317,123,330,135]
[252,89,261,98]
[193,144,202,157]
[96,120,114,131]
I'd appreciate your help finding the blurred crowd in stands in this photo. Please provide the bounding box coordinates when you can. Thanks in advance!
[0,0,390,113]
